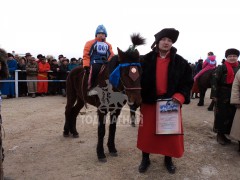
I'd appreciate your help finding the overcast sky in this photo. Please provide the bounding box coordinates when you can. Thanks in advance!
[1,0,239,63]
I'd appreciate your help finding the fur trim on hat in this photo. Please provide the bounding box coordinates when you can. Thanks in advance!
[225,48,240,58]
[151,28,179,49]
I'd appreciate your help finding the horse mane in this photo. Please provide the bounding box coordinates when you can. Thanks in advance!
[121,33,145,63]
[0,48,9,79]
[108,33,145,74]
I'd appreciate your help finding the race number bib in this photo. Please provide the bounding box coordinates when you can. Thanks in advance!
[95,42,108,55]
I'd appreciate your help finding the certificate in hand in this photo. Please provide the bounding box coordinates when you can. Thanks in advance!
[156,99,182,135]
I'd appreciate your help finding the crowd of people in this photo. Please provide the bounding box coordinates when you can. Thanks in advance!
[0,53,83,98]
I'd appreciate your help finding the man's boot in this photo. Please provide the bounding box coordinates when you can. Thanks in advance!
[164,156,176,174]
[138,152,150,173]
[217,133,231,145]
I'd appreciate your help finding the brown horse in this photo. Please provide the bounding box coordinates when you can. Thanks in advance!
[64,34,145,162]
[197,68,215,110]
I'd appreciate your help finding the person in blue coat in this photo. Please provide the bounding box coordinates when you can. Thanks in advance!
[1,53,18,98]
[68,58,79,71]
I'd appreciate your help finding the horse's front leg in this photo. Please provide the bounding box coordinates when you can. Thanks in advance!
[107,108,122,157]
[97,109,107,162]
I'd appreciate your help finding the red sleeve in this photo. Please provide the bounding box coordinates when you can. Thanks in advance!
[172,93,185,105]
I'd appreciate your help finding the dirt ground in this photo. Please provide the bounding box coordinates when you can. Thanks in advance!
[1,90,240,180]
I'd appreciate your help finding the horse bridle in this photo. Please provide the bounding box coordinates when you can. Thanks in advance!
[119,65,142,92]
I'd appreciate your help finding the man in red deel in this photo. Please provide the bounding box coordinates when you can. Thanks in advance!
[137,28,193,174]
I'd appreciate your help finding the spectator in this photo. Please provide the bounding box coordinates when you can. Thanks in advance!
[26,57,38,98]
[68,58,79,71]
[59,59,69,97]
[1,53,18,98]
[48,59,60,95]
[17,57,28,97]
[25,52,32,64]
[37,56,50,96]
[211,48,240,145]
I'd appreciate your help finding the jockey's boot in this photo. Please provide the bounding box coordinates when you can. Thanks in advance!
[164,156,176,174]
[217,133,231,145]
[138,152,150,173]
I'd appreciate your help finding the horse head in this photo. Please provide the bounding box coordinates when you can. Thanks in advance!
[109,33,145,107]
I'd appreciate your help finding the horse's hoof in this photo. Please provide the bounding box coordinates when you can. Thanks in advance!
[98,157,107,163]
[197,103,204,106]
[131,123,136,127]
[207,108,213,111]
[109,152,118,157]
[107,146,117,155]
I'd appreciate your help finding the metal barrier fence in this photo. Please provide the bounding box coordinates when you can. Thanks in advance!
[0,70,66,98]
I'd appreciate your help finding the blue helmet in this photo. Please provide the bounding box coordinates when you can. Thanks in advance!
[95,24,107,37]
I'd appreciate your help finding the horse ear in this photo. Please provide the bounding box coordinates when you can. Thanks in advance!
[117,47,124,61]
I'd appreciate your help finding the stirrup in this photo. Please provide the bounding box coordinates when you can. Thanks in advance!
[88,89,98,96]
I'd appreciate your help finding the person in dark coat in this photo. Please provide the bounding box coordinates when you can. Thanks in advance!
[137,28,193,174]
[48,59,60,95]
[211,48,240,145]
[59,59,69,96]
[17,57,28,97]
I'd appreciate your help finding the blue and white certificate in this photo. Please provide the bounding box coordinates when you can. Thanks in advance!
[156,99,181,134]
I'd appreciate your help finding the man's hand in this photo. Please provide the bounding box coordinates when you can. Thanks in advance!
[172,98,180,105]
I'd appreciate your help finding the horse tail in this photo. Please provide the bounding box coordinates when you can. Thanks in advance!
[130,33,146,49]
